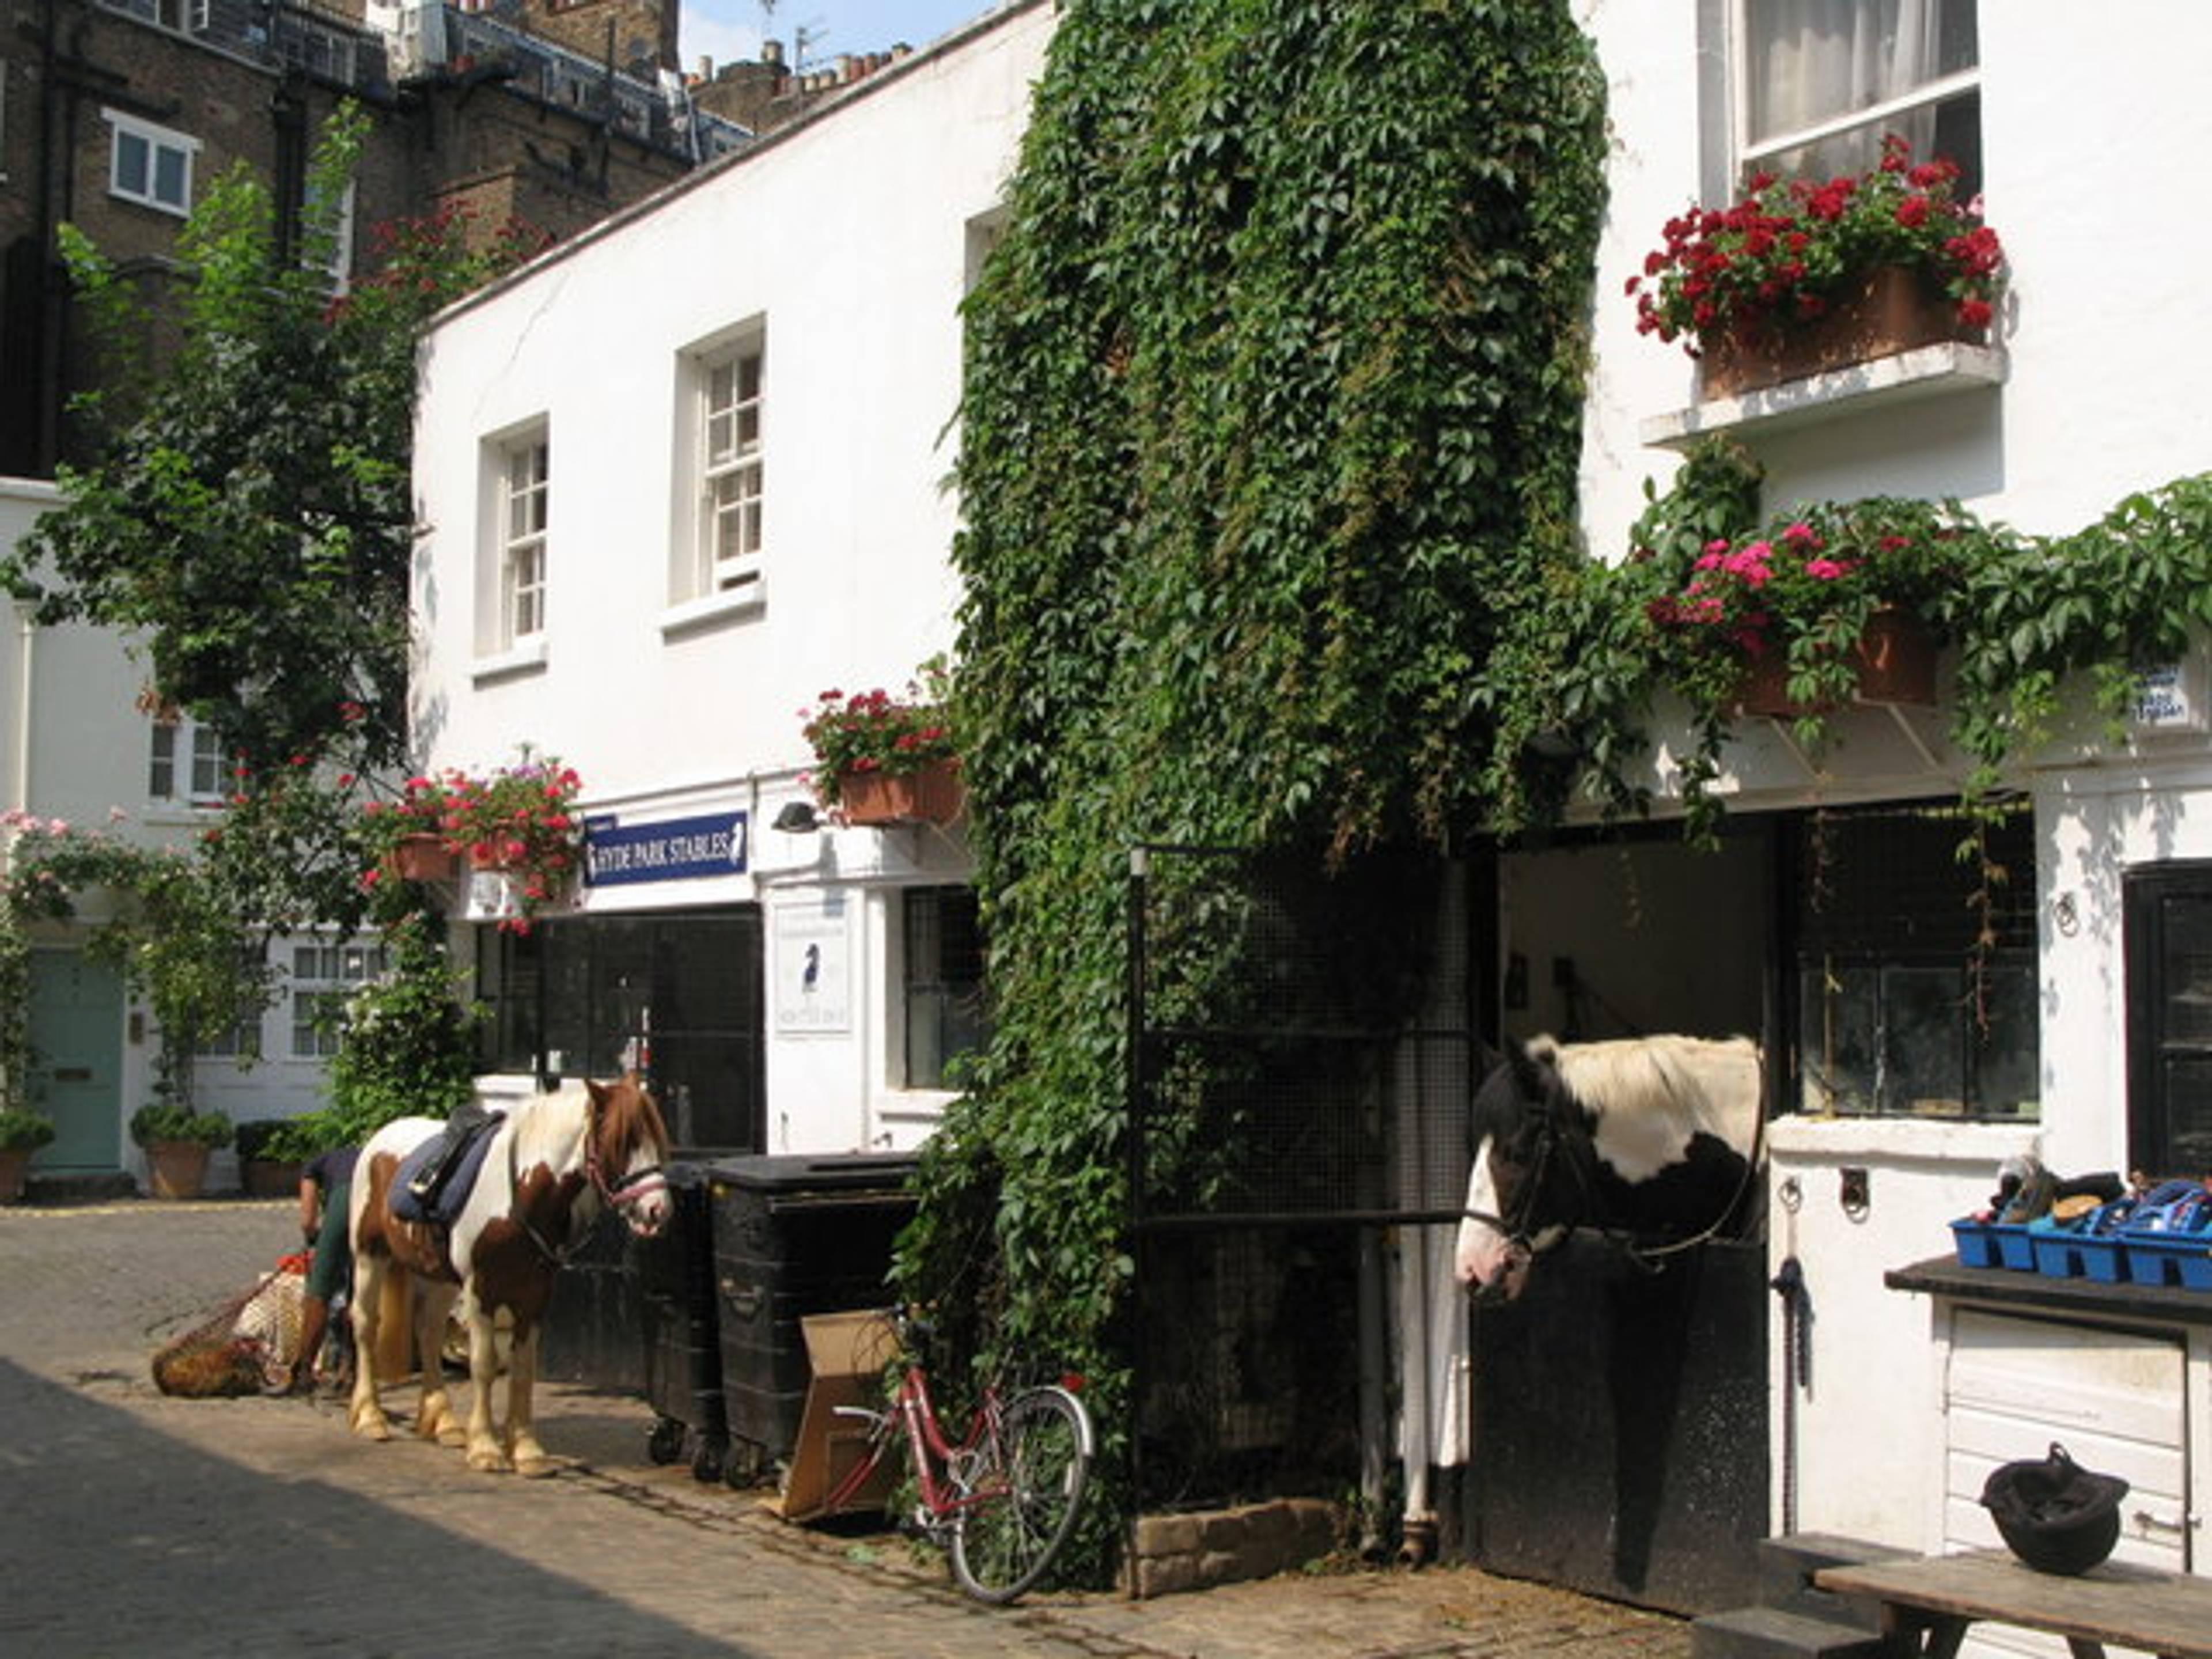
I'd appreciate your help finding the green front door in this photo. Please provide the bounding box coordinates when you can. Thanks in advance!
[26,950,124,1171]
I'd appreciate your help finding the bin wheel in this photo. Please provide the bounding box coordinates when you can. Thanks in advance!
[646,1415,685,1465]
[691,1436,726,1484]
[724,1438,767,1491]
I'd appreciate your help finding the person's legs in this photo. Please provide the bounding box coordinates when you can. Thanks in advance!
[291,1179,353,1392]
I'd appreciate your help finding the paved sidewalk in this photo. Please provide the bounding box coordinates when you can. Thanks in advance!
[0,1198,1695,1658]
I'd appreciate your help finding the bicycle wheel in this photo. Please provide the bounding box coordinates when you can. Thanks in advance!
[949,1384,1094,1603]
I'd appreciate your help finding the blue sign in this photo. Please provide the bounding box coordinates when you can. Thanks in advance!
[583,810,748,887]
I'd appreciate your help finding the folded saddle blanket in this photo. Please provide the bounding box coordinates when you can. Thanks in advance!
[388,1115,505,1228]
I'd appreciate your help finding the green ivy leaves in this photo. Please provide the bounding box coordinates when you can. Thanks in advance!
[906,0,1608,1566]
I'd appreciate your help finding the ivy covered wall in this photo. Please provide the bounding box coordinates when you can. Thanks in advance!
[900,0,1609,1513]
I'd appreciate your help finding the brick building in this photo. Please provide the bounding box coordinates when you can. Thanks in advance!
[0,0,750,472]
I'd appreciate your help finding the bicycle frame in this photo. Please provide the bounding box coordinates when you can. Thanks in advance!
[823,1360,1010,1528]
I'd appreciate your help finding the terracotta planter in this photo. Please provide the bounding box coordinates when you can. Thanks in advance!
[837,760,965,826]
[1736,608,1937,719]
[1700,266,1982,399]
[145,1141,212,1200]
[387,832,457,882]
[0,1147,30,1205]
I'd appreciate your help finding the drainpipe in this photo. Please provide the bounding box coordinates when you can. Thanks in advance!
[8,597,32,820]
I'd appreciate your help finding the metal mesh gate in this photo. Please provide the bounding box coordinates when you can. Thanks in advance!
[1127,845,1487,1511]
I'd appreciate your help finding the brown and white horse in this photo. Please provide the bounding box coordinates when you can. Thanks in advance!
[347,1075,671,1474]
[1455,1034,1763,1301]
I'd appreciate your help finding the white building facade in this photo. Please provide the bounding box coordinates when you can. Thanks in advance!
[410,6,1050,1157]
[3,478,361,1189]
[1576,0,2212,1598]
[412,0,2212,1600]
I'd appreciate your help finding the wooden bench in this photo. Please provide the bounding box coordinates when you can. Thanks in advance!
[1815,1547,2212,1658]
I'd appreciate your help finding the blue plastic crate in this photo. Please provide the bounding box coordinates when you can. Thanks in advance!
[2119,1187,2212,1289]
[2123,1235,2212,1290]
[1950,1218,1999,1268]
[1989,1222,2037,1270]
[2031,1228,2127,1283]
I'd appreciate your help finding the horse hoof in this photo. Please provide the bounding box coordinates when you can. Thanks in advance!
[516,1456,558,1480]
[436,1425,468,1449]
[467,1448,510,1474]
[351,1411,392,1442]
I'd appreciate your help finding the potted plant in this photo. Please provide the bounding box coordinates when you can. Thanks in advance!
[233,1118,305,1199]
[359,750,582,929]
[359,791,459,884]
[1620,452,1974,838]
[0,1108,54,1204]
[800,669,963,825]
[1628,134,2005,395]
[130,1100,233,1200]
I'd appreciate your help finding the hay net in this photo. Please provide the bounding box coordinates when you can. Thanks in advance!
[151,1255,307,1398]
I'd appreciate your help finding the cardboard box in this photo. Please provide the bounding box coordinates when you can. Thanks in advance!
[770,1309,902,1522]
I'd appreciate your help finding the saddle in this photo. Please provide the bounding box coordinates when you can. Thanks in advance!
[389,1112,505,1228]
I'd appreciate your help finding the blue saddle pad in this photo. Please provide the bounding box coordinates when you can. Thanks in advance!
[388,1117,503,1227]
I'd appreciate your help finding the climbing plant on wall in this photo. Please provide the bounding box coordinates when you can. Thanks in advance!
[900,0,1608,1554]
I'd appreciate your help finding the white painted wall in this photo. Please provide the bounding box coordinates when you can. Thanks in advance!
[2,478,343,1185]
[412,3,1052,1154]
[1578,0,2212,1556]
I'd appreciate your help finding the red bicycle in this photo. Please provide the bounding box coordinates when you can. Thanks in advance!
[819,1305,1096,1603]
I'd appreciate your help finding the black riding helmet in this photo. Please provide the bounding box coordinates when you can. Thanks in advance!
[1980,1441,2130,1575]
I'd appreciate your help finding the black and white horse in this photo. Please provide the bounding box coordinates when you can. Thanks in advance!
[1455,1034,1764,1301]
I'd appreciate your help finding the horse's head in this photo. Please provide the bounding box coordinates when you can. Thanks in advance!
[1456,1032,1766,1301]
[586,1074,673,1237]
[1455,1037,1581,1302]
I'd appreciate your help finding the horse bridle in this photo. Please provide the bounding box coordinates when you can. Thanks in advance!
[585,1111,669,1220]
[507,1111,670,1266]
[1463,1100,1582,1260]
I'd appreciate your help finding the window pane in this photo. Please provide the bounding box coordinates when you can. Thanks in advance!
[480,914,763,1149]
[1744,0,1977,138]
[149,724,176,798]
[2160,1055,2212,1177]
[1881,965,1965,1115]
[1973,957,2039,1118]
[1798,961,1878,1114]
[190,727,224,798]
[904,887,987,1089]
[2159,896,2212,1043]
[115,130,149,196]
[153,143,187,209]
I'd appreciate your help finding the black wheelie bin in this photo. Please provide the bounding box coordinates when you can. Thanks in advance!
[706,1152,918,1486]
[632,1161,730,1481]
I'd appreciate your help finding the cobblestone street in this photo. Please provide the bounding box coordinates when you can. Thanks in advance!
[0,1198,1695,1657]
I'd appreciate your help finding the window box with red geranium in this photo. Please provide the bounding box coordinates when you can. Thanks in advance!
[800,672,964,827]
[359,749,584,927]
[1623,469,1972,840]
[1628,135,2005,399]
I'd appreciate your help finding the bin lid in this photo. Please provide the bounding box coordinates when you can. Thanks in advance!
[704,1150,919,1194]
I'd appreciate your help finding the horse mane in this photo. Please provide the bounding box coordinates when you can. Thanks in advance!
[588,1072,670,1172]
[506,1079,596,1175]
